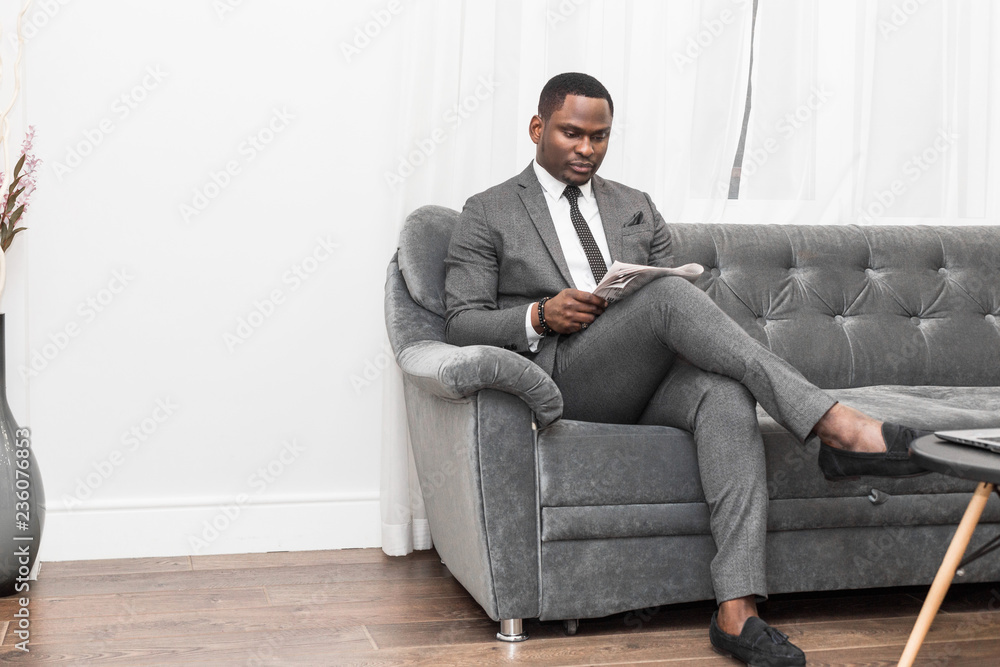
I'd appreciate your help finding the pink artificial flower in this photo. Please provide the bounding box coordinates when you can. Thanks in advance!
[0,126,41,252]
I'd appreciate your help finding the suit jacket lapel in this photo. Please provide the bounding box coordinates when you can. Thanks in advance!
[592,175,624,263]
[516,164,574,287]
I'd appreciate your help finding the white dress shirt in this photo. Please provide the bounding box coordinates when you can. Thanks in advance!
[525,160,613,350]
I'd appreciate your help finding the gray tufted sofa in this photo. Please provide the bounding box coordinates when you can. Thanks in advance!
[385,204,1000,640]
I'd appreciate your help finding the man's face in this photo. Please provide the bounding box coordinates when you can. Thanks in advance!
[530,94,612,186]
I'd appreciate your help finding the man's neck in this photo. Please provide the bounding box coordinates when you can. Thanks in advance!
[532,160,593,198]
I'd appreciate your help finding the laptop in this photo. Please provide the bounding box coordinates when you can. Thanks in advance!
[935,429,1000,454]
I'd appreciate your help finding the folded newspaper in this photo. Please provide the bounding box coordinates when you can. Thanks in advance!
[593,261,705,303]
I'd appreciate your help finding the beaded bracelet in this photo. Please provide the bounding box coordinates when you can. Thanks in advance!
[537,297,554,337]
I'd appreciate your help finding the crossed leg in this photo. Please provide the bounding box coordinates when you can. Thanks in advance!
[551,275,835,434]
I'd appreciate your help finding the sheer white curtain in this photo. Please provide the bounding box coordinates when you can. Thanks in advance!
[380,0,1000,555]
[380,0,754,555]
[738,0,1000,224]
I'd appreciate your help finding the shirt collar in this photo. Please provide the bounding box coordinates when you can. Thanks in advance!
[532,160,594,202]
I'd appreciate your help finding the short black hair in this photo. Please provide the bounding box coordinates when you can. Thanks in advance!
[537,72,613,120]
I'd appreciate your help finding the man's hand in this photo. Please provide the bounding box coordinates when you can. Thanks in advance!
[532,289,608,334]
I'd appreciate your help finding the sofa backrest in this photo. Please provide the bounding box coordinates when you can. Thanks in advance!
[389,207,1000,389]
[665,223,1000,389]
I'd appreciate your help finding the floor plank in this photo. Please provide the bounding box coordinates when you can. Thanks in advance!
[191,547,438,571]
[787,611,1000,651]
[39,556,192,579]
[264,576,469,605]
[0,631,373,665]
[28,558,450,598]
[0,587,269,621]
[807,636,1000,666]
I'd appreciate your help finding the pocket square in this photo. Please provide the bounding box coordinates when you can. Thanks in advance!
[625,211,644,227]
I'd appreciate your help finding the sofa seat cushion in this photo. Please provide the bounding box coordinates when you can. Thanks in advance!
[826,385,1000,428]
[538,385,1000,507]
[540,493,1000,541]
[537,420,704,505]
[760,385,1000,500]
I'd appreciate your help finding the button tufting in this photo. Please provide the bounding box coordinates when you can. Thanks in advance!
[834,315,845,323]
[757,317,767,326]
[987,314,997,324]
[868,489,890,505]
[710,268,721,277]
[865,268,876,278]
[910,317,921,325]
[938,267,948,274]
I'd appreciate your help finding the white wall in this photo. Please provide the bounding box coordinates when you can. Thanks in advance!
[10,0,413,560]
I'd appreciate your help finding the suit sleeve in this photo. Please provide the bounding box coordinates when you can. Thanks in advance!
[444,195,534,351]
[643,192,674,268]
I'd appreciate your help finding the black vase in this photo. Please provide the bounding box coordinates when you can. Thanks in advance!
[0,313,44,596]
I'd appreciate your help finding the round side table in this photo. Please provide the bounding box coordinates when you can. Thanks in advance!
[898,435,1000,667]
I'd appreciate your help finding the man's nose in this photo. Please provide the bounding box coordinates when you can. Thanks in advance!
[576,137,594,156]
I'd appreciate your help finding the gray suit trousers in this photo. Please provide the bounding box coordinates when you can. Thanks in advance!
[550,276,836,603]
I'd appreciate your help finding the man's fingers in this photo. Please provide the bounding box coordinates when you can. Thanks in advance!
[556,289,607,310]
[564,291,607,313]
[570,311,599,329]
[572,303,603,316]
[568,290,607,307]
[545,289,607,333]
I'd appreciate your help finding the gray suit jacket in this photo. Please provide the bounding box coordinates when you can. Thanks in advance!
[445,163,674,376]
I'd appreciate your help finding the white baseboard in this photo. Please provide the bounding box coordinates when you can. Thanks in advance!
[38,496,381,561]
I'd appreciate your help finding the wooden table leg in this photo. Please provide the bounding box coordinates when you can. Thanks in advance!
[898,481,996,667]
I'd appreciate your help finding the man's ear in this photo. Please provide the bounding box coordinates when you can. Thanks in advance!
[528,115,543,145]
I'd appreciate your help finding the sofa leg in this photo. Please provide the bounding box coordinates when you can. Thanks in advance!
[496,618,528,642]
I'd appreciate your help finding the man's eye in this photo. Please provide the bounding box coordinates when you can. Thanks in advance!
[594,134,608,141]
[564,132,576,138]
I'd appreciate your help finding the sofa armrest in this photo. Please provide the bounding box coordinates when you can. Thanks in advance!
[396,340,563,427]
[403,384,541,622]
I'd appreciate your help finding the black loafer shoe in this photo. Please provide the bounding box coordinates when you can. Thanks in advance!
[709,612,805,666]
[818,422,932,481]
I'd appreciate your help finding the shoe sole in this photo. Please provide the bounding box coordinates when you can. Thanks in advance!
[710,645,742,663]
[711,644,805,667]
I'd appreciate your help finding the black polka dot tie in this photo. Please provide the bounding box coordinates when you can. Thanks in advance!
[563,185,607,283]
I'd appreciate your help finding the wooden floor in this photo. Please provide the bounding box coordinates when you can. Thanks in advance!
[0,548,998,665]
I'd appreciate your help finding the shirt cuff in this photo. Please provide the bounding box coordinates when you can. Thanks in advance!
[525,304,543,352]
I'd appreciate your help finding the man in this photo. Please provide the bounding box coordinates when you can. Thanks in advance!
[444,72,926,666]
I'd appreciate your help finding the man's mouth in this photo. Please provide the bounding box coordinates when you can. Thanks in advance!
[569,162,593,173]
